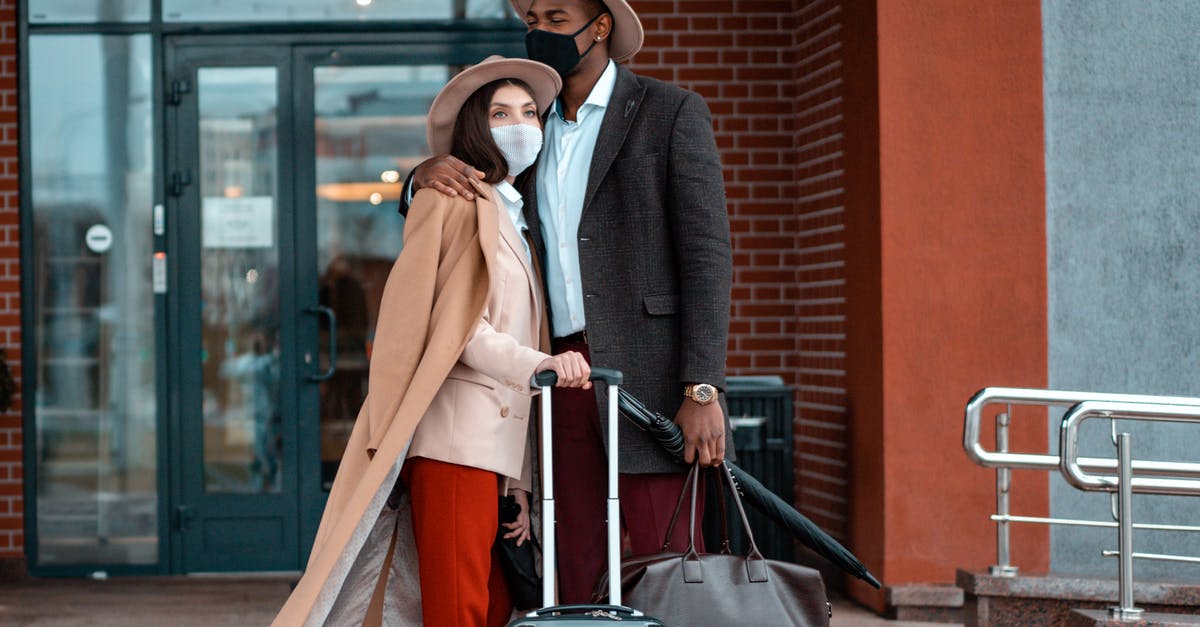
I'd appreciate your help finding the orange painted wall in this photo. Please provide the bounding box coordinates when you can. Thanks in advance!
[847,0,1049,598]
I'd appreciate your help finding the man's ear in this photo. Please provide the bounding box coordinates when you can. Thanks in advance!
[595,12,613,41]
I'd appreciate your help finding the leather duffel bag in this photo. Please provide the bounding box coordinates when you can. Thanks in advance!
[593,463,831,626]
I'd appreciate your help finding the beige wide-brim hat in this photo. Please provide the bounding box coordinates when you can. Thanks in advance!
[509,0,644,63]
[426,55,562,156]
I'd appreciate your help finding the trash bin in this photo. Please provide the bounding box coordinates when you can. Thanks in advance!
[703,376,795,561]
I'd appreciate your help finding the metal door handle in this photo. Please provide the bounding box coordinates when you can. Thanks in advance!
[306,305,337,382]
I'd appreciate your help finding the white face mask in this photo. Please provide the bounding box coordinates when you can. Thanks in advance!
[490,123,543,178]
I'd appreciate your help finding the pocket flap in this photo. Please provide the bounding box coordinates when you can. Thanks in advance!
[643,293,679,315]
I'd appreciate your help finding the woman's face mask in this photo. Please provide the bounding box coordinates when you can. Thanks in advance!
[491,124,543,178]
[488,84,544,177]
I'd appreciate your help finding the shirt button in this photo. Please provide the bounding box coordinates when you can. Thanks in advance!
[500,406,510,418]
[559,242,566,249]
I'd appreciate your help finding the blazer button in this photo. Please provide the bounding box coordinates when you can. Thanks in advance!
[500,406,510,418]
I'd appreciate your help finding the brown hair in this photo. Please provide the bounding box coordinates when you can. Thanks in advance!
[450,78,537,185]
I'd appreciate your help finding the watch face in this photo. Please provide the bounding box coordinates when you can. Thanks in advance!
[694,385,716,403]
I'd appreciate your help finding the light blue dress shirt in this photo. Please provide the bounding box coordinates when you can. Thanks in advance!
[494,180,531,264]
[538,60,618,338]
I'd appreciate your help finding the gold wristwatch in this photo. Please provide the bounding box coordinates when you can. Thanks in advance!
[683,383,718,406]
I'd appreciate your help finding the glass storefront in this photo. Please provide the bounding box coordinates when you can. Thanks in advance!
[28,34,158,566]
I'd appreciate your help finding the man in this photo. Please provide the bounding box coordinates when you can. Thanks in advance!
[400,0,733,603]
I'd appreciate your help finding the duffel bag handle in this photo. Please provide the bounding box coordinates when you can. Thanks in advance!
[664,462,769,584]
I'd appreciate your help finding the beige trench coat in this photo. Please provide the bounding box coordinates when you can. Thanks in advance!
[273,179,539,626]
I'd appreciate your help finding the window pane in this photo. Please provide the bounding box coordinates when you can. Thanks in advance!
[28,0,150,23]
[313,64,448,489]
[164,0,510,22]
[29,34,157,566]
[197,67,283,494]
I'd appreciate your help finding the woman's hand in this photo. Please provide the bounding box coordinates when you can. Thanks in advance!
[502,490,532,547]
[535,351,592,389]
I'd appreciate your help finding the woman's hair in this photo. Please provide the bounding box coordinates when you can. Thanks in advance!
[450,78,537,185]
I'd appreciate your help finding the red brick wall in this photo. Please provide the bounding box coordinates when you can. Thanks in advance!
[629,0,851,539]
[0,0,22,560]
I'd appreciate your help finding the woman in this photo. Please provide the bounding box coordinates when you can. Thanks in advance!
[274,56,586,627]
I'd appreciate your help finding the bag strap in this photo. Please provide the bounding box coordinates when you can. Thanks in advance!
[719,463,768,583]
[662,461,701,551]
[682,463,703,583]
[665,462,769,584]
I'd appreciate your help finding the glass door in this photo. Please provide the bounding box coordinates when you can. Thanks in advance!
[166,45,301,572]
[291,41,518,558]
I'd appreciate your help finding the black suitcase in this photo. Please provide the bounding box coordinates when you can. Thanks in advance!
[506,369,665,626]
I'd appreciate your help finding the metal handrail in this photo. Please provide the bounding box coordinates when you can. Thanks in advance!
[1061,401,1200,496]
[962,387,1200,622]
[964,387,1200,478]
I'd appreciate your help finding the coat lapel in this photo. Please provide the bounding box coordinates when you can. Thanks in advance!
[474,178,545,335]
[581,65,646,220]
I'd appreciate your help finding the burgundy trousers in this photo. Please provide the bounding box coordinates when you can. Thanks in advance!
[550,337,704,604]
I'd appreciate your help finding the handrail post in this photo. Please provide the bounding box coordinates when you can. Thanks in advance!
[989,410,1018,576]
[1108,432,1143,621]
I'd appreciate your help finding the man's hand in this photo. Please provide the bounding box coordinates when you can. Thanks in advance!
[674,400,726,467]
[413,154,485,200]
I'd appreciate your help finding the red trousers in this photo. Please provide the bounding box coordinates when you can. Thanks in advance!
[550,338,704,604]
[402,457,512,627]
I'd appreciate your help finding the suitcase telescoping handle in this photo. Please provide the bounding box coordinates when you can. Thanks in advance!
[532,368,624,610]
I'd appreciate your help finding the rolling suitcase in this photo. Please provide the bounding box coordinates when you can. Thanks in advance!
[506,368,665,626]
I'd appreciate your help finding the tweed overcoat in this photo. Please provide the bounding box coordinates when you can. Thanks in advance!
[516,64,735,473]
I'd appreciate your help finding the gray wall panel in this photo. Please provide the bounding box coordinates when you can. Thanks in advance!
[1043,0,1200,581]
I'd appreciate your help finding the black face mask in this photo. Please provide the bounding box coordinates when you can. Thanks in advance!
[525,11,604,79]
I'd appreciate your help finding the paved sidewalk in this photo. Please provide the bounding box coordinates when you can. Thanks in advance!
[0,575,961,626]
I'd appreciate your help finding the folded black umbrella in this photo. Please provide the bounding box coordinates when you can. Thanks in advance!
[494,494,541,610]
[619,390,882,589]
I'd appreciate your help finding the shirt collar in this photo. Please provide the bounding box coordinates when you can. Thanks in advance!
[494,180,523,205]
[551,59,618,120]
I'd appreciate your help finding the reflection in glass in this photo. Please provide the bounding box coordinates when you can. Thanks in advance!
[164,0,509,23]
[29,35,156,566]
[198,68,282,494]
[314,65,447,489]
[28,0,150,23]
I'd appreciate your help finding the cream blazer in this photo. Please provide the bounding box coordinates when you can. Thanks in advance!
[405,181,548,493]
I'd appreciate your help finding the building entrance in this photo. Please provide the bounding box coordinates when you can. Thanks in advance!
[163,38,504,572]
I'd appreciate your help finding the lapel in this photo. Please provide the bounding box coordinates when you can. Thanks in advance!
[523,229,551,353]
[516,170,540,250]
[473,178,541,316]
[581,65,646,221]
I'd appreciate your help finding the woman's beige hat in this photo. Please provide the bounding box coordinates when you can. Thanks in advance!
[426,55,562,156]
[509,0,644,63]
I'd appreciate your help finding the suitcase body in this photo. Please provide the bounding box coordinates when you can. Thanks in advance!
[506,369,665,627]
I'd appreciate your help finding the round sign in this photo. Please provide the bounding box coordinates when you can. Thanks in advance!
[85,224,113,254]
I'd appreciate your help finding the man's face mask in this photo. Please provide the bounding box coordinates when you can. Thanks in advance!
[525,10,604,79]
